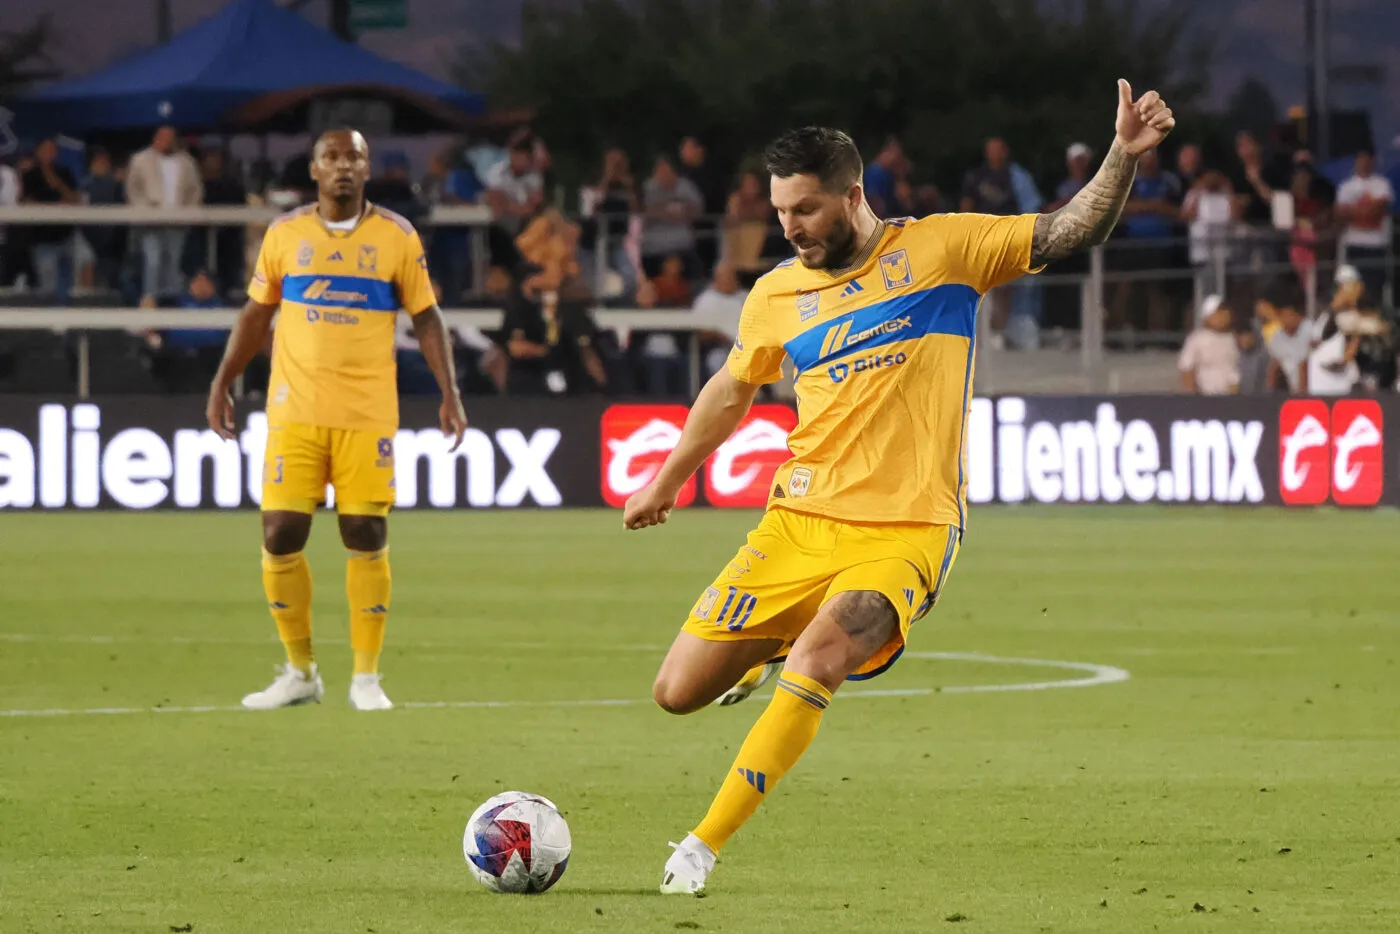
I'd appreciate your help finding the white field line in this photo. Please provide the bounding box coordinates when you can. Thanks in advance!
[0,651,1129,719]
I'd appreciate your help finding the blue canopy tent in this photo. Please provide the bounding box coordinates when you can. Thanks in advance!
[16,0,484,136]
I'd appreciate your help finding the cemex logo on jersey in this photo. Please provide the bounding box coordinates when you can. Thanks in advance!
[599,405,796,508]
[1278,399,1384,506]
[704,407,798,507]
[599,405,697,508]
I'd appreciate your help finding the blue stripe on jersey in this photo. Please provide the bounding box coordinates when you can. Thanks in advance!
[782,283,977,374]
[282,274,398,312]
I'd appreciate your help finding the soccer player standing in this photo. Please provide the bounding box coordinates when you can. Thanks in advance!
[207,129,467,711]
[624,82,1174,893]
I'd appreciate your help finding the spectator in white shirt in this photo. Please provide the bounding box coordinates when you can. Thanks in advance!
[1257,280,1310,393]
[1325,264,1366,335]
[1178,294,1239,395]
[1307,306,1359,396]
[0,157,21,285]
[483,137,545,280]
[484,137,544,238]
[641,155,704,282]
[125,125,203,301]
[1335,147,1394,300]
[690,261,748,377]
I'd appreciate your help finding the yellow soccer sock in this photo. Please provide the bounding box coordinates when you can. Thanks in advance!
[262,550,314,673]
[693,670,833,853]
[347,547,391,675]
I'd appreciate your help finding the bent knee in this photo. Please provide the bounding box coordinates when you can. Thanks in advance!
[652,676,705,716]
[781,646,847,692]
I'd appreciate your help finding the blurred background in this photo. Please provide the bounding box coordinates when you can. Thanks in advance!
[0,0,1394,431]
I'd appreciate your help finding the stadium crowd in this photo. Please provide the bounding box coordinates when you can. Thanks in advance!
[0,123,1397,399]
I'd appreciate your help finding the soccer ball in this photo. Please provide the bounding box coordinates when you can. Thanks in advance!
[463,791,572,894]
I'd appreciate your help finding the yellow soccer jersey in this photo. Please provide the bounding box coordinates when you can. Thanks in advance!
[727,212,1040,529]
[247,204,436,433]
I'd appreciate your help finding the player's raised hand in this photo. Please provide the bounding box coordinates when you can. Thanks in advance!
[440,391,468,452]
[1114,79,1175,156]
[207,383,236,440]
[623,481,677,531]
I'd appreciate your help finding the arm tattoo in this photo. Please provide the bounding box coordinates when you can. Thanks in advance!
[1030,141,1139,267]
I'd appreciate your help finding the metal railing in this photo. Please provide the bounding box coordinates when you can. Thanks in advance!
[0,306,718,400]
[2,206,1395,394]
[0,203,496,294]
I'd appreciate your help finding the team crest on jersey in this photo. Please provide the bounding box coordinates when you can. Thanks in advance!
[296,239,314,268]
[358,245,379,273]
[694,586,721,620]
[788,466,813,497]
[376,437,394,468]
[879,249,913,290]
[796,291,820,321]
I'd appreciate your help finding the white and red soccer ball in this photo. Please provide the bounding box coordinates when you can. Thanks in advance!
[463,791,572,894]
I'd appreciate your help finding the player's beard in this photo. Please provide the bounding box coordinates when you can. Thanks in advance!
[804,215,858,271]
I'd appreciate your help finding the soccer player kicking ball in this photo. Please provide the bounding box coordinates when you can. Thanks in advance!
[207,128,467,711]
[624,80,1173,894]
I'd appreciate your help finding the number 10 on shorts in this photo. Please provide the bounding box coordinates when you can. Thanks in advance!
[698,586,758,632]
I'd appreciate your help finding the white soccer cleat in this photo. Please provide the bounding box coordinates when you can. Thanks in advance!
[714,660,782,707]
[349,673,394,711]
[660,834,716,895]
[241,663,324,710]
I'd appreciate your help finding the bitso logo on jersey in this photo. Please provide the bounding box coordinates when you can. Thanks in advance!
[1278,399,1383,506]
[878,249,913,289]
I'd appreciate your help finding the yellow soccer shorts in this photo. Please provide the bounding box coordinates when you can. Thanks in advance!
[261,422,396,517]
[681,507,962,680]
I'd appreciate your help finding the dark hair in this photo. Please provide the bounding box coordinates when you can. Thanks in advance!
[1356,145,1375,160]
[313,127,366,157]
[1262,278,1305,312]
[763,127,863,192]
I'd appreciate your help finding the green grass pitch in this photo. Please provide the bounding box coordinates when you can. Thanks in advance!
[2,507,1398,933]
